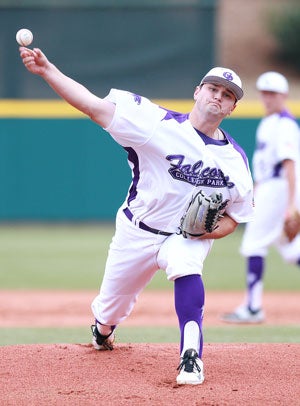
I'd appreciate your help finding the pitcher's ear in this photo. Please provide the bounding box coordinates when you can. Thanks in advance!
[193,85,201,99]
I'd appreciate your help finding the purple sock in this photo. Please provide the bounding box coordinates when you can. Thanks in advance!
[247,256,264,311]
[247,256,264,286]
[174,274,205,357]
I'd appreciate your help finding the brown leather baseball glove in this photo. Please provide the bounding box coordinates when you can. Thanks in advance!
[283,211,300,242]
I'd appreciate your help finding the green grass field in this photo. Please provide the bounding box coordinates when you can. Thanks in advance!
[0,223,299,345]
[1,223,299,290]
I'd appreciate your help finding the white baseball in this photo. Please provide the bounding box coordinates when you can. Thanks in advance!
[16,29,33,46]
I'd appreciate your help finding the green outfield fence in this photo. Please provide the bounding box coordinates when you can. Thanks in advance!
[0,0,218,220]
[0,1,299,220]
[0,1,217,100]
[1,100,300,221]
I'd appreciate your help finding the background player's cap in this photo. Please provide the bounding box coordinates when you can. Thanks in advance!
[256,71,289,94]
[200,67,243,100]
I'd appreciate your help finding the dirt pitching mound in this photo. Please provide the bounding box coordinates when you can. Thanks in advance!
[0,291,299,327]
[1,342,298,405]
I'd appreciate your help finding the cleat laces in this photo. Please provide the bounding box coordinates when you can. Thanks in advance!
[177,349,201,373]
[91,324,114,351]
[205,193,223,233]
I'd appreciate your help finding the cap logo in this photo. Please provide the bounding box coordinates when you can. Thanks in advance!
[223,71,234,82]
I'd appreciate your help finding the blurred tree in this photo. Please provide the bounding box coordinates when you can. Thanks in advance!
[269,3,300,70]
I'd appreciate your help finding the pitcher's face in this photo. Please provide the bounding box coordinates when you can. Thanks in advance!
[194,83,236,118]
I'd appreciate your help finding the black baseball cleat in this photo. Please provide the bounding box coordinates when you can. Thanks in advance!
[91,324,115,351]
[176,348,205,385]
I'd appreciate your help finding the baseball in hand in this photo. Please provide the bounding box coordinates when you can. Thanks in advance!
[16,28,33,46]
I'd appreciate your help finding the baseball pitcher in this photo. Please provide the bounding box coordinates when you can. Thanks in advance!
[19,46,254,385]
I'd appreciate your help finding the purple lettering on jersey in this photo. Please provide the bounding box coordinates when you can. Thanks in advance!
[160,108,249,171]
[133,94,142,105]
[166,154,235,188]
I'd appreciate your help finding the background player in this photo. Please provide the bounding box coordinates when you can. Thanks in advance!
[19,46,254,385]
[222,71,300,324]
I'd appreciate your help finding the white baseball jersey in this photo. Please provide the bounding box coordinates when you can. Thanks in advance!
[241,110,300,259]
[92,88,254,326]
[104,89,254,232]
[253,110,300,188]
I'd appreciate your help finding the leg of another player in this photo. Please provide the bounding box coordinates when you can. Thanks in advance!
[276,234,300,268]
[175,274,205,385]
[245,255,265,312]
[221,255,265,323]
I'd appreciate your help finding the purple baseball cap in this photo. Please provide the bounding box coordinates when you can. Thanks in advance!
[200,67,244,100]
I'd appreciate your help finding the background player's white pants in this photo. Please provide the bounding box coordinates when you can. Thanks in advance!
[240,178,300,262]
[91,208,213,326]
